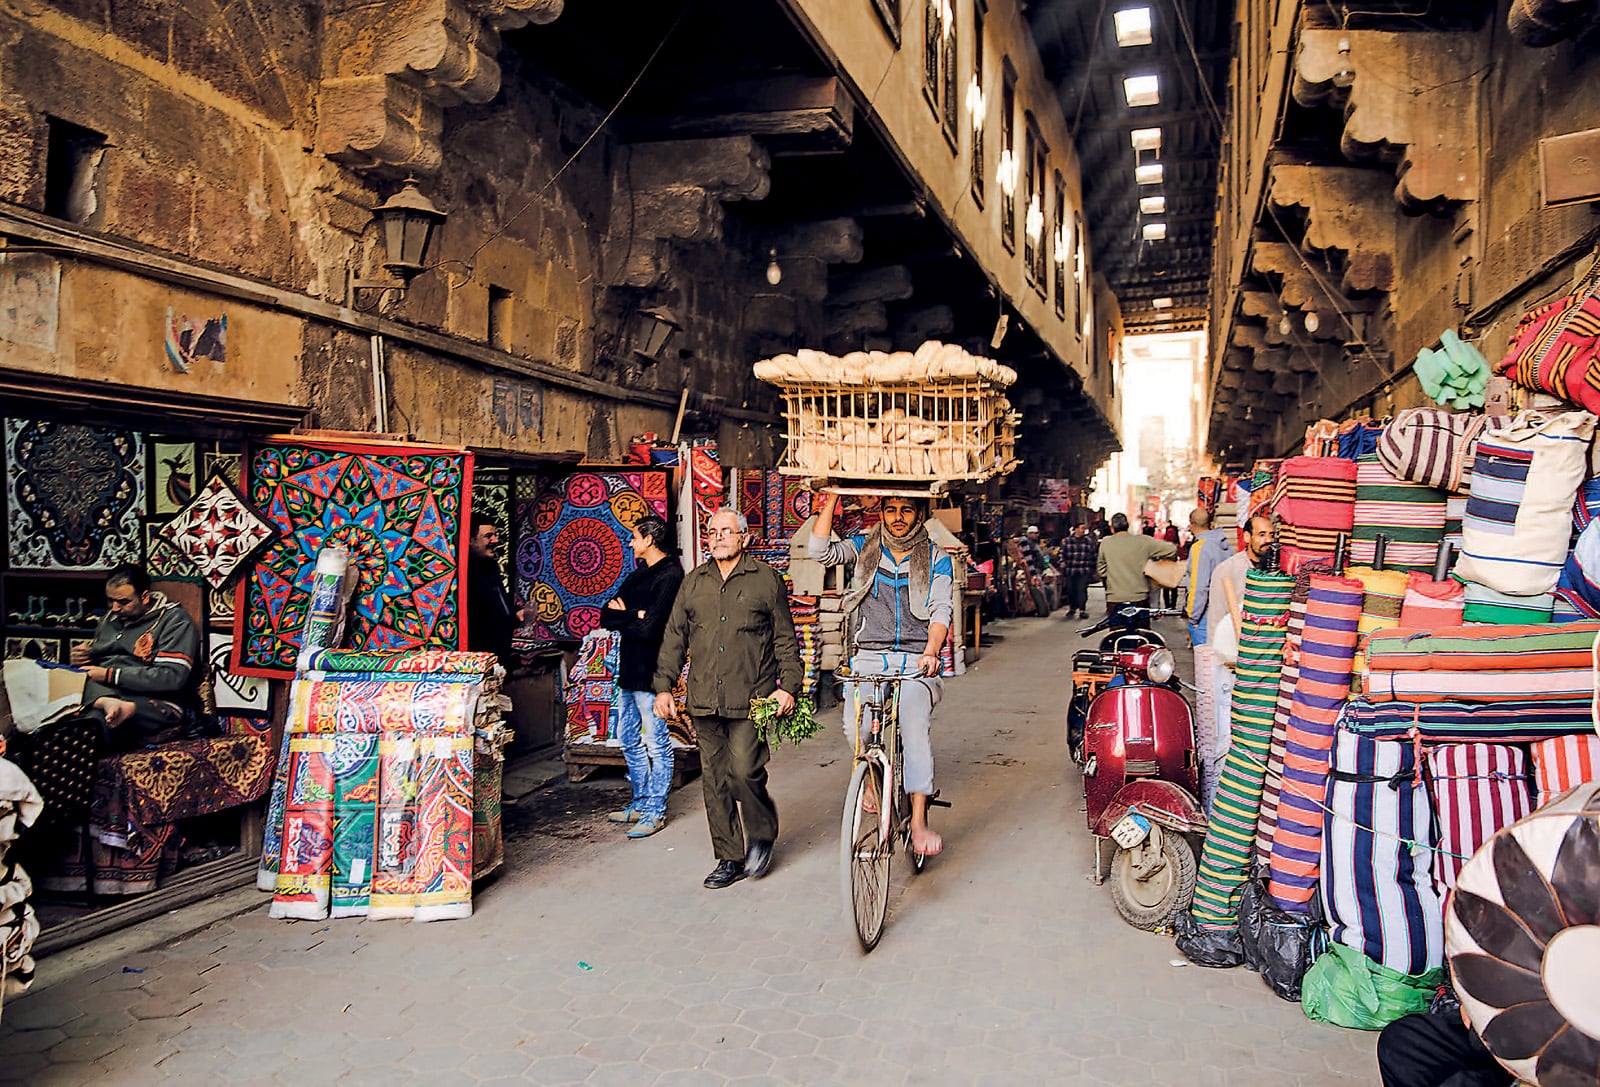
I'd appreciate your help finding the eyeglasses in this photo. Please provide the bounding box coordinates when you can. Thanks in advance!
[707,528,743,538]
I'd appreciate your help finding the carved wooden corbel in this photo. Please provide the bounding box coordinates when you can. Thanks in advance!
[318,0,565,174]
[1293,28,1483,211]
[1269,164,1397,293]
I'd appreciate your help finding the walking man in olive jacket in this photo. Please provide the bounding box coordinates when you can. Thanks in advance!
[655,508,803,888]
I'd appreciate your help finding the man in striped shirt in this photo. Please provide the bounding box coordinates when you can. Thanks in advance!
[70,564,202,751]
[809,493,954,856]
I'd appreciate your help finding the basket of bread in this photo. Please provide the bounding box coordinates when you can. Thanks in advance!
[752,341,1020,487]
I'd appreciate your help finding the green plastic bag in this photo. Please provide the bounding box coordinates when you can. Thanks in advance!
[1300,943,1441,1031]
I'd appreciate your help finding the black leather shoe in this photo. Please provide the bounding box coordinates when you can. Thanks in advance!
[744,839,774,880]
[703,860,746,889]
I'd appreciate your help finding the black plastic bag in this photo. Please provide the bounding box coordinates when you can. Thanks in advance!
[1173,908,1245,968]
[1238,877,1326,1002]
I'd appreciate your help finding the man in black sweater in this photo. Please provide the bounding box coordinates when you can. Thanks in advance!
[465,515,523,661]
[600,515,684,839]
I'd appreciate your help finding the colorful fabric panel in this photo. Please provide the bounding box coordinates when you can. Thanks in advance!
[1320,729,1444,976]
[1530,734,1600,807]
[1365,667,1594,703]
[1459,578,1554,624]
[1189,570,1294,931]
[1455,411,1596,597]
[1272,457,1358,556]
[1345,698,1597,742]
[1424,743,1532,893]
[1349,455,1447,573]
[1266,575,1364,913]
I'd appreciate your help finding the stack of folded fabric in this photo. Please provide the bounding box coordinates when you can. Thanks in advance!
[1349,454,1447,573]
[1531,735,1600,806]
[262,648,510,923]
[1272,457,1358,572]
[0,757,42,1019]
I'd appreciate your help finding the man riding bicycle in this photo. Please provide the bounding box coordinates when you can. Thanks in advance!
[809,493,954,857]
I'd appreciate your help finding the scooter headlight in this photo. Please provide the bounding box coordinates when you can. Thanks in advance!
[1146,647,1176,685]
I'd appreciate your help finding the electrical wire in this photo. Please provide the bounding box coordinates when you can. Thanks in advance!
[437,0,696,280]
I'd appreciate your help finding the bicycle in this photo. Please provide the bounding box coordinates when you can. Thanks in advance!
[838,670,948,952]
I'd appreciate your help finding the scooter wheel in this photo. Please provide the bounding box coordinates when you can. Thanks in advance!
[1108,828,1197,931]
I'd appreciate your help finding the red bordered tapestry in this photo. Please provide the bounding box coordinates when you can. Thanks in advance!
[233,438,473,678]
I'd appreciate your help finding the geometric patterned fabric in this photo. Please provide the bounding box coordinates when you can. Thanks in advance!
[234,439,472,678]
[515,469,669,643]
[156,471,277,590]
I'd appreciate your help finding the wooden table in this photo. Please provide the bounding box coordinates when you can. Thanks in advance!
[962,589,985,661]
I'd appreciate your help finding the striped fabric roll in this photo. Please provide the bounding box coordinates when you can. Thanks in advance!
[1551,593,1592,623]
[1375,409,1509,492]
[1266,575,1365,912]
[1574,476,1600,531]
[1444,492,1467,549]
[1458,577,1555,624]
[1425,743,1533,893]
[1348,567,1408,694]
[1189,569,1295,931]
[1338,421,1384,461]
[1531,734,1600,806]
[1399,572,1465,629]
[1255,559,1335,859]
[1366,667,1594,703]
[1346,697,1597,742]
[1321,729,1444,976]
[1349,454,1448,572]
[1273,456,1358,555]
[1364,622,1600,671]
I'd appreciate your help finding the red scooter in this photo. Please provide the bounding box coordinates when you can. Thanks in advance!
[1070,606,1207,930]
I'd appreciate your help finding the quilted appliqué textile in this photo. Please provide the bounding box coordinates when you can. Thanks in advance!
[235,440,471,678]
[157,472,277,590]
[5,419,145,570]
[515,469,669,642]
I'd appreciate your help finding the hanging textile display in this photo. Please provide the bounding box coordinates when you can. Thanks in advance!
[1445,782,1600,1087]
[1531,734,1600,805]
[1271,456,1358,564]
[235,437,472,678]
[1398,572,1465,629]
[1349,454,1447,573]
[1187,569,1294,933]
[471,469,512,582]
[1455,410,1598,597]
[516,468,669,643]
[564,628,622,744]
[155,471,278,590]
[4,419,145,570]
[737,469,768,539]
[1493,263,1600,411]
[1265,575,1364,913]
[1424,743,1533,892]
[1320,729,1444,977]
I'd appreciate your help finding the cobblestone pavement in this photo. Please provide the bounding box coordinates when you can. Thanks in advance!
[0,605,1378,1085]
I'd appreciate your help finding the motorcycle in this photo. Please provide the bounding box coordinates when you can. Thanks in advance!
[1068,606,1207,930]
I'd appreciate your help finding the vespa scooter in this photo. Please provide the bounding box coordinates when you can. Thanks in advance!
[1069,607,1207,930]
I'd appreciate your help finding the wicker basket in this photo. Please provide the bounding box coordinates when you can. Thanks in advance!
[771,377,1019,484]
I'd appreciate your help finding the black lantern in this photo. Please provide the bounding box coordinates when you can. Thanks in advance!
[625,306,681,364]
[374,179,446,282]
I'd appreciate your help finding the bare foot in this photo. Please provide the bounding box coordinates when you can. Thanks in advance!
[910,825,943,857]
[95,696,136,728]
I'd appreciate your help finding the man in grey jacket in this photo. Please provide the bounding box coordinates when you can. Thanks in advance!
[70,564,202,750]
[1183,507,1233,647]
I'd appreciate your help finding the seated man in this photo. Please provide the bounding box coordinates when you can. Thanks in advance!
[69,564,202,750]
[808,493,953,856]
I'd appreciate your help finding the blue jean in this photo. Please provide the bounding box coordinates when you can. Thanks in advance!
[1187,618,1207,647]
[617,689,673,819]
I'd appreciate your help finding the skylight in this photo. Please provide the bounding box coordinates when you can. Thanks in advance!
[1140,195,1166,214]
[1151,297,1174,309]
[1142,222,1167,240]
[1135,162,1164,185]
[1114,7,1153,47]
[1123,74,1160,107]
[1130,127,1162,151]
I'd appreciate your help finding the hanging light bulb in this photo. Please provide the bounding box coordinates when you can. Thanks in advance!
[1278,313,1293,336]
[1332,38,1355,88]
[765,248,782,286]
[1303,311,1321,333]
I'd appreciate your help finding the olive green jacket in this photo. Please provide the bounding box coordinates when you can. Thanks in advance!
[653,553,804,717]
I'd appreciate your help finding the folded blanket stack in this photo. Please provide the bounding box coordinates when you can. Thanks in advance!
[0,758,42,1018]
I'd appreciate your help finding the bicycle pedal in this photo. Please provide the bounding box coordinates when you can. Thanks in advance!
[928,797,952,808]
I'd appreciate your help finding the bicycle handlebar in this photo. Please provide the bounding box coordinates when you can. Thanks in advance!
[835,671,925,683]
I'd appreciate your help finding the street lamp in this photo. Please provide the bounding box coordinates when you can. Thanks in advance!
[623,306,681,365]
[349,178,447,307]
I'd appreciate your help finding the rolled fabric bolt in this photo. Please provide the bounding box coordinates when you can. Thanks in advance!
[301,547,353,653]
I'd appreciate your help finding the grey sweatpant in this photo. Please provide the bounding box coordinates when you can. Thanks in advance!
[843,651,943,796]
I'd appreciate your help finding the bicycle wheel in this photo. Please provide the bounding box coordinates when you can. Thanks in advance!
[840,758,892,952]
